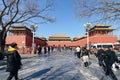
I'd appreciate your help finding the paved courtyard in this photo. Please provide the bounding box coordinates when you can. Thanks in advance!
[0,49,120,80]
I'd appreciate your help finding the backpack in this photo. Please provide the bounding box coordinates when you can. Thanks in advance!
[82,50,89,56]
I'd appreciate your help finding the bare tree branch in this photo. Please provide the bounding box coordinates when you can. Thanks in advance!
[11,0,20,20]
[0,0,55,52]
[73,0,120,23]
[0,0,7,27]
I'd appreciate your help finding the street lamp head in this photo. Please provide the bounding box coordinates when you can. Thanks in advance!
[84,22,92,30]
[30,24,38,32]
[34,25,38,32]
[30,25,34,31]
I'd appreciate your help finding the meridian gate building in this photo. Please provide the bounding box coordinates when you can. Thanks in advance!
[48,34,72,47]
[6,24,118,54]
[48,24,117,47]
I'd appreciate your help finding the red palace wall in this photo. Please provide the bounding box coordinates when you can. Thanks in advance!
[6,34,118,54]
[25,36,32,47]
[89,35,117,44]
[47,35,118,47]
[6,35,26,47]
[6,35,47,54]
[47,41,71,47]
[6,34,47,48]
[72,39,86,47]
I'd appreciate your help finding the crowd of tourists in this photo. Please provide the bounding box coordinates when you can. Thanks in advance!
[74,45,120,80]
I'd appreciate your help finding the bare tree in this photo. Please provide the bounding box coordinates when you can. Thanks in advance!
[0,0,55,53]
[73,0,120,23]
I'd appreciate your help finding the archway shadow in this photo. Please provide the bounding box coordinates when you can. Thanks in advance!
[23,67,52,80]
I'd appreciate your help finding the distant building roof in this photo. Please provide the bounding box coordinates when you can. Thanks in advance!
[9,26,31,32]
[48,34,71,41]
[39,36,47,41]
[95,24,111,28]
[51,34,69,37]
[90,24,116,32]
[33,36,47,41]
[73,36,86,41]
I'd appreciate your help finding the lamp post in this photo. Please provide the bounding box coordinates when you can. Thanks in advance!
[84,23,91,50]
[30,24,37,54]
[22,41,25,54]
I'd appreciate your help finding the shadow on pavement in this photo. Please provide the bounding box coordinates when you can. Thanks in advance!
[23,67,52,80]
[0,66,6,71]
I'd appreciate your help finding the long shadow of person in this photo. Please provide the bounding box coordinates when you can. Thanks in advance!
[0,66,6,71]
[23,67,53,80]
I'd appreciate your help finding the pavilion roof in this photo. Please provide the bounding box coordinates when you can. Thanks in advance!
[73,36,86,41]
[39,36,47,41]
[9,26,31,32]
[89,24,116,32]
[48,34,71,41]
[50,34,70,37]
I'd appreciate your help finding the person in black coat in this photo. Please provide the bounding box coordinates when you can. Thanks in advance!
[81,47,89,67]
[38,45,42,55]
[103,46,119,76]
[97,48,105,66]
[0,52,4,60]
[48,46,51,53]
[6,42,22,80]
[44,46,47,54]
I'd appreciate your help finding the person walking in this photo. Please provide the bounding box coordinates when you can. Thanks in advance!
[102,46,119,80]
[6,42,22,80]
[92,46,98,57]
[97,48,105,66]
[48,46,51,54]
[44,46,47,57]
[51,45,54,52]
[81,47,89,67]
[76,46,81,59]
[38,45,42,55]
[73,47,77,58]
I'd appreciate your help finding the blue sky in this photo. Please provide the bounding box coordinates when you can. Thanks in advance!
[35,0,120,39]
[36,0,87,39]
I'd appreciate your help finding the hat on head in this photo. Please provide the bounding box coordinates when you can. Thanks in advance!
[11,42,17,48]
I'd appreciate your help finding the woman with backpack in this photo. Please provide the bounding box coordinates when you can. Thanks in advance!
[81,47,89,67]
